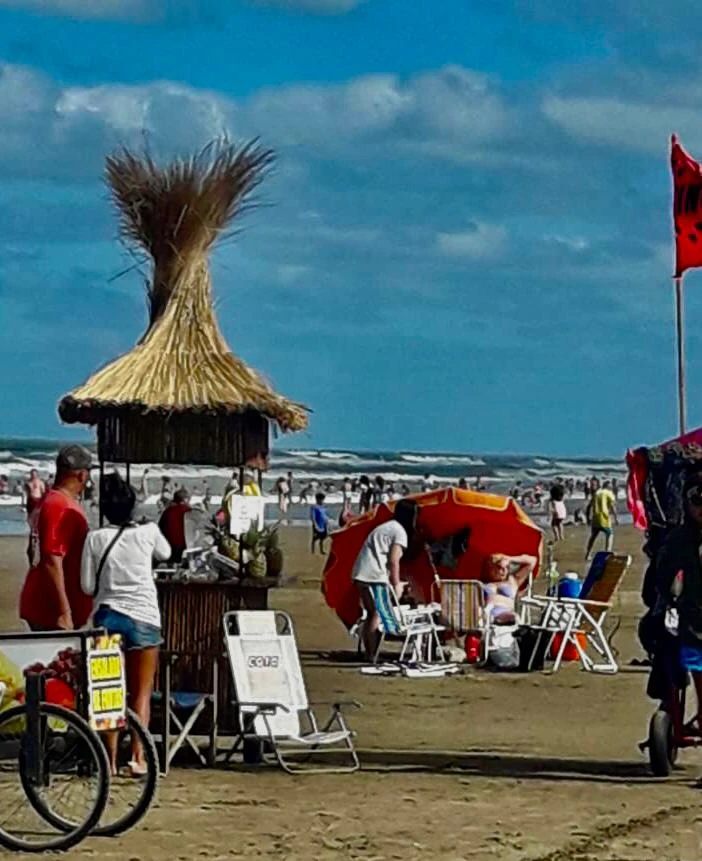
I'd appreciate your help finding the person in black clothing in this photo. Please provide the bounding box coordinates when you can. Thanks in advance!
[650,471,702,726]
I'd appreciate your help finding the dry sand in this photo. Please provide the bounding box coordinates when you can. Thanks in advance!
[2,524,702,860]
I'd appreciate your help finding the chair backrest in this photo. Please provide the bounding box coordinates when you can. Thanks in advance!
[581,554,631,608]
[367,584,403,635]
[223,610,307,738]
[579,551,612,599]
[439,579,486,634]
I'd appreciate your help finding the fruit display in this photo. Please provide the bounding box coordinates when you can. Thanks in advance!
[23,648,80,708]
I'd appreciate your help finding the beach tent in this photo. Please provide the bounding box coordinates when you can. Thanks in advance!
[626,426,702,533]
[322,487,543,629]
[58,141,308,479]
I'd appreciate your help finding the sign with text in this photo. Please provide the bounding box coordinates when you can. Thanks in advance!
[86,634,127,731]
[228,495,265,537]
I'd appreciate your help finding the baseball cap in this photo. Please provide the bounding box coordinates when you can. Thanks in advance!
[56,444,95,472]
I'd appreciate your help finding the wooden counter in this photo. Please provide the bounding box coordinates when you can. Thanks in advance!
[156,577,279,729]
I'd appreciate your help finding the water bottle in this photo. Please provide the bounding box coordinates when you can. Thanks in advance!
[547,561,559,596]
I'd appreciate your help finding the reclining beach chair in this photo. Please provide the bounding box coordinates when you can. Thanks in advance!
[368,582,447,666]
[523,553,631,673]
[223,610,360,773]
[438,579,526,665]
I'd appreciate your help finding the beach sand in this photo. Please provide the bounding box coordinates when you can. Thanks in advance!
[2,524,702,860]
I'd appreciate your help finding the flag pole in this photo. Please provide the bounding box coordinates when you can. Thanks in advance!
[675,276,687,434]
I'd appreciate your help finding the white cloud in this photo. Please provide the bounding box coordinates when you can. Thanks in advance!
[542,95,702,154]
[253,0,366,12]
[436,224,507,259]
[0,63,512,181]
[0,0,150,20]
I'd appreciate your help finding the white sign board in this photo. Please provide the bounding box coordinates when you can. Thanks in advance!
[228,495,265,537]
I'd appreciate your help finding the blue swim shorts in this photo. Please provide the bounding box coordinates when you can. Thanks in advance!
[93,605,162,651]
[680,642,702,673]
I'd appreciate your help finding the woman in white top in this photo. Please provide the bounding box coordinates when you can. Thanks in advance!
[81,473,170,775]
[547,484,567,543]
[351,499,419,660]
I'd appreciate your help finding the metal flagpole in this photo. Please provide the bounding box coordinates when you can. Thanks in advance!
[675,276,687,435]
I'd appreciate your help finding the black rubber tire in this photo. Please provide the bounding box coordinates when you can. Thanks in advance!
[649,709,675,777]
[22,708,158,838]
[2,702,110,853]
[93,709,159,837]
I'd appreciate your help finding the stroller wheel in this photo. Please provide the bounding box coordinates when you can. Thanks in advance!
[648,709,677,777]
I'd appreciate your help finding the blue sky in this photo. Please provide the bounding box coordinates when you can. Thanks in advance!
[1,0,701,457]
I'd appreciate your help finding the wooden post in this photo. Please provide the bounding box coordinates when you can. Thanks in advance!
[99,460,104,527]
[675,277,687,435]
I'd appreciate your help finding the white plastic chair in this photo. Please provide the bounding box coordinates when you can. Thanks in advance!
[223,610,360,773]
[522,553,631,673]
[368,583,447,665]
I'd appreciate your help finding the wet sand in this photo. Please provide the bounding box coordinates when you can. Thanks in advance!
[2,524,702,860]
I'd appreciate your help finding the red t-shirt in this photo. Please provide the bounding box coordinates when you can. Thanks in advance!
[158,502,191,553]
[20,489,91,629]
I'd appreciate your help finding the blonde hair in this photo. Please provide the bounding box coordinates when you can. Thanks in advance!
[482,553,509,580]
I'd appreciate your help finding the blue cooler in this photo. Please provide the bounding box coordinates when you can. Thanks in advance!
[557,576,582,599]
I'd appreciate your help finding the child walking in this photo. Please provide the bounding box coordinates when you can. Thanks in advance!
[310,492,330,554]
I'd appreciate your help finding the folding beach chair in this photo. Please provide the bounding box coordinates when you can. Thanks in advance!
[223,610,360,773]
[153,652,219,775]
[368,582,447,665]
[523,553,631,673]
[438,579,526,665]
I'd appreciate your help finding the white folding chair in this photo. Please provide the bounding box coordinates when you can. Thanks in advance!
[369,583,447,665]
[523,554,631,673]
[223,610,360,773]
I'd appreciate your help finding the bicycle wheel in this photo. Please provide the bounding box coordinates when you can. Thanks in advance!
[23,709,159,838]
[93,708,159,837]
[0,702,110,853]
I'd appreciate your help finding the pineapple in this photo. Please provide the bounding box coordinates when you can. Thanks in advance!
[219,535,240,562]
[244,527,268,578]
[266,546,283,579]
[247,552,268,579]
[263,528,283,578]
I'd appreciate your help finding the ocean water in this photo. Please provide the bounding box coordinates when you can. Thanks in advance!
[0,437,628,536]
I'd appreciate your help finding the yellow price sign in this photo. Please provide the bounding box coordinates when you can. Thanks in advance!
[91,685,125,715]
[88,653,123,684]
[87,640,127,731]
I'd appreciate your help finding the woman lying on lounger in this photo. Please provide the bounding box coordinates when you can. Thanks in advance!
[482,553,537,624]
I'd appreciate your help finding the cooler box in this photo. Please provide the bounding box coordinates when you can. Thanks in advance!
[557,577,582,599]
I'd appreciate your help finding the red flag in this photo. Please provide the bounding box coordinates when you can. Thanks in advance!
[672,134,702,277]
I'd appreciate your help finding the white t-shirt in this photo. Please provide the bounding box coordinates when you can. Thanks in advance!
[352,521,408,584]
[81,523,171,628]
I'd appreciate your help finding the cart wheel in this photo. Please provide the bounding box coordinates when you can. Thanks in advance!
[3,702,110,853]
[649,710,676,777]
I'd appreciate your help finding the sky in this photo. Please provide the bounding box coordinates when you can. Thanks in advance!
[1,0,702,457]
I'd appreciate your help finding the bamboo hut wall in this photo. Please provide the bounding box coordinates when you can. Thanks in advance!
[96,410,269,467]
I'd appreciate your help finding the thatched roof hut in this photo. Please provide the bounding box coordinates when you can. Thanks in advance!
[58,141,308,468]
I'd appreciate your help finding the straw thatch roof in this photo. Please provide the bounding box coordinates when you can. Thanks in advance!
[58,141,309,435]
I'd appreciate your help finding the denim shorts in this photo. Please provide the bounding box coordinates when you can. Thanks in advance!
[93,605,162,651]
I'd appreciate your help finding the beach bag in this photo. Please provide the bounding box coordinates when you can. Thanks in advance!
[516,627,547,672]
[488,626,520,671]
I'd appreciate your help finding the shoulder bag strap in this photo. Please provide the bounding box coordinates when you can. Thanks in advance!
[93,523,129,598]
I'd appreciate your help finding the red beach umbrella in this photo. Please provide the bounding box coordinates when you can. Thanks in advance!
[322,487,543,628]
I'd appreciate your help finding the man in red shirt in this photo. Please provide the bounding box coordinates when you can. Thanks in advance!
[158,488,192,563]
[20,445,93,631]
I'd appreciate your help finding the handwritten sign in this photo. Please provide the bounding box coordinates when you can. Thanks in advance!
[86,634,127,731]
[227,495,265,537]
